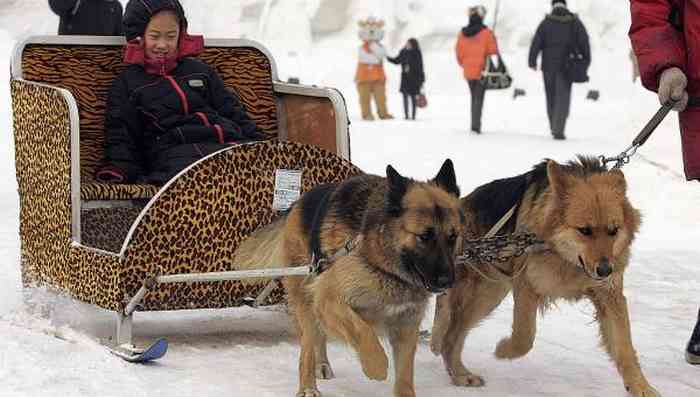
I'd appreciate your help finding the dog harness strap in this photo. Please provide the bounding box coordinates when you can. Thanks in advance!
[484,204,517,239]
[307,188,334,273]
[311,235,362,276]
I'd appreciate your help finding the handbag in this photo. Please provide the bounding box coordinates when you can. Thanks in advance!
[564,17,589,83]
[481,54,513,90]
[416,92,427,108]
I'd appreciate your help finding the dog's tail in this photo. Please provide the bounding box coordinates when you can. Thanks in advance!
[233,215,288,272]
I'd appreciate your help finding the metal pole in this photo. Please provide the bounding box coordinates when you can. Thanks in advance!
[156,265,311,284]
[116,312,133,346]
[122,265,311,316]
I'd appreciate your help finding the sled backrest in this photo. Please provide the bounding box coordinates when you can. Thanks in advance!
[11,36,279,183]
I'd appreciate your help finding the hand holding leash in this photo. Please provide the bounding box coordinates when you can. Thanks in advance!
[600,100,676,169]
[658,67,688,112]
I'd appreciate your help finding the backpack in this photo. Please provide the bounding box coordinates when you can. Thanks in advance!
[563,17,589,83]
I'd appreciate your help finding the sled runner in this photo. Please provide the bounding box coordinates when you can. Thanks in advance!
[10,36,361,361]
[108,338,168,363]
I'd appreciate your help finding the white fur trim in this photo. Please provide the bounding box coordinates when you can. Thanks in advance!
[358,42,385,64]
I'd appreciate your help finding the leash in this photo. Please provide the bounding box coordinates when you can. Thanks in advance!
[460,204,535,283]
[599,101,675,169]
[308,234,363,277]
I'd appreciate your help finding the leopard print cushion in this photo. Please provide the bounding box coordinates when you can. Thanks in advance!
[12,82,361,311]
[81,207,144,253]
[21,44,278,191]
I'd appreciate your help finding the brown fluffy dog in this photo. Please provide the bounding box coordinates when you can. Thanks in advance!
[430,157,661,397]
[235,160,464,397]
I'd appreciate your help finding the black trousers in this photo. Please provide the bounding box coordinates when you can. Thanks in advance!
[543,71,573,137]
[468,79,486,132]
[402,93,417,120]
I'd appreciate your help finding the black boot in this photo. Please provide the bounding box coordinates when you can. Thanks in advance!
[686,308,700,365]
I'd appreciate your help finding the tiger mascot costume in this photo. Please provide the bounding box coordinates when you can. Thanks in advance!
[355,16,393,120]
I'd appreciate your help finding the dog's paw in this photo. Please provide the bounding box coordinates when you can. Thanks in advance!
[360,348,388,381]
[450,371,485,387]
[296,388,322,397]
[625,382,662,397]
[494,337,531,359]
[315,362,335,380]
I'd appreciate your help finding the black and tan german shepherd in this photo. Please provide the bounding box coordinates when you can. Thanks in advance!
[234,159,464,397]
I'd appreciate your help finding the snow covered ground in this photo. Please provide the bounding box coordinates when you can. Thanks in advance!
[1,1,700,396]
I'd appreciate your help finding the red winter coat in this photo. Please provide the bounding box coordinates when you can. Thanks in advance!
[629,0,700,181]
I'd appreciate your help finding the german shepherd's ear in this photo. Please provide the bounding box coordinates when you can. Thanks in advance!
[607,168,628,194]
[547,160,571,199]
[433,159,460,197]
[386,164,408,216]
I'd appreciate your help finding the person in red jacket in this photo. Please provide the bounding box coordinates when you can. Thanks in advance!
[455,5,498,134]
[629,0,700,365]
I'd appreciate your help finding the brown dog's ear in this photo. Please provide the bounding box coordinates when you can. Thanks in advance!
[547,160,570,198]
[607,168,628,194]
[433,159,460,197]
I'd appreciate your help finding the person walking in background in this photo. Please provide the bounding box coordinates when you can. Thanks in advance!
[387,38,425,120]
[49,0,123,36]
[528,0,590,140]
[629,0,700,365]
[456,5,498,134]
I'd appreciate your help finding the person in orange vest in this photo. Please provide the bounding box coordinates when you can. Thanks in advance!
[355,17,394,121]
[456,5,498,134]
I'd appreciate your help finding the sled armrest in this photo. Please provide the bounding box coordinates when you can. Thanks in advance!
[274,82,351,160]
[11,79,81,241]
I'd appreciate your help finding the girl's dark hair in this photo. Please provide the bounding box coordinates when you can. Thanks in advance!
[408,38,420,52]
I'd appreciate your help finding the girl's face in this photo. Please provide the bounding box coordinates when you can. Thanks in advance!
[144,10,180,60]
[406,41,413,50]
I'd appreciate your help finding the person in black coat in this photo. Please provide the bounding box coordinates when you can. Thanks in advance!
[49,0,123,36]
[387,38,425,120]
[528,0,590,140]
[96,0,264,185]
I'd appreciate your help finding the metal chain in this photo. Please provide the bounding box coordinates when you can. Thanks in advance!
[456,232,543,266]
[599,143,639,170]
[600,101,675,169]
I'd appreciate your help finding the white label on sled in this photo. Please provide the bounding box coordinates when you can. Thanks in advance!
[272,169,302,211]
